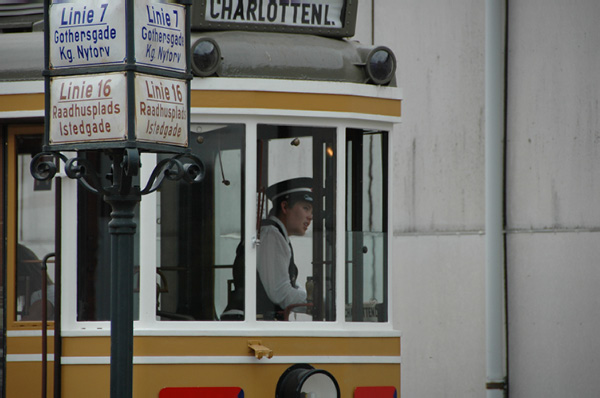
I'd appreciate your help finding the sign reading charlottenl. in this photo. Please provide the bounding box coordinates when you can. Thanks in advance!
[49,0,126,68]
[205,0,344,28]
[193,0,356,38]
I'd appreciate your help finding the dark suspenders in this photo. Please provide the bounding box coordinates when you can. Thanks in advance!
[257,219,298,320]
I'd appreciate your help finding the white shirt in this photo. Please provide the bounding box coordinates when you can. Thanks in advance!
[257,216,307,309]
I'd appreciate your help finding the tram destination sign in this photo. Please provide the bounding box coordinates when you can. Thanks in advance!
[49,0,187,72]
[45,0,191,152]
[49,73,128,144]
[135,74,188,146]
[49,0,126,68]
[192,0,358,38]
[49,73,188,147]
[135,0,187,72]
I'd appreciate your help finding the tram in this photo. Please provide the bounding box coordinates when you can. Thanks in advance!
[0,1,402,397]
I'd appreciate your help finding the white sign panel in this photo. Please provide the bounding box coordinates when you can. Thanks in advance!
[135,74,188,147]
[135,0,187,72]
[50,73,128,144]
[49,0,126,68]
[205,0,344,28]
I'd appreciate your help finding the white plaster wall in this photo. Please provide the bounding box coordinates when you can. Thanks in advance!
[506,233,600,398]
[505,1,600,397]
[506,1,600,230]
[365,1,488,397]
[363,1,600,398]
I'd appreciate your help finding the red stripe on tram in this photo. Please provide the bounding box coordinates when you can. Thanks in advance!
[159,387,244,398]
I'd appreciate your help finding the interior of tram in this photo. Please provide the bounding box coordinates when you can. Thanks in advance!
[6,124,389,326]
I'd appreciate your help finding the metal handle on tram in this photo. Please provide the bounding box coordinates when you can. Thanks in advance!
[41,252,55,398]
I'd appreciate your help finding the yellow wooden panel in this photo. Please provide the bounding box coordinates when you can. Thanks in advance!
[0,93,44,112]
[58,363,400,398]
[191,90,402,117]
[0,90,402,117]
[6,362,54,398]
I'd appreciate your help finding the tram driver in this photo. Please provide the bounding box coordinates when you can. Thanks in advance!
[256,177,314,320]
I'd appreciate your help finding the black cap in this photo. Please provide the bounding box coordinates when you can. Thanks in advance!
[266,177,314,203]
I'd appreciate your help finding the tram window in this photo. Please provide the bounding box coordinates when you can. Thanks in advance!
[346,129,388,322]
[76,152,141,321]
[256,125,336,321]
[156,124,244,321]
[15,135,56,321]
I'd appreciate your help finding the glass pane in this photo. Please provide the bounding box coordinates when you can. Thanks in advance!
[76,152,140,321]
[256,125,335,321]
[346,130,388,322]
[157,124,244,321]
[15,135,56,321]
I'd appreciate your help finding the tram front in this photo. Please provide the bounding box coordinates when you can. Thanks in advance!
[1,0,402,396]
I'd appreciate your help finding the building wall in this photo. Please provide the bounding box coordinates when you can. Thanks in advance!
[505,1,600,397]
[359,1,600,397]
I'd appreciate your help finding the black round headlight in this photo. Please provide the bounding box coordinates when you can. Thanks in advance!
[191,38,221,77]
[366,46,396,85]
[276,364,340,398]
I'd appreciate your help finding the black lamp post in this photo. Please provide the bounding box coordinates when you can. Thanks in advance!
[35,0,196,397]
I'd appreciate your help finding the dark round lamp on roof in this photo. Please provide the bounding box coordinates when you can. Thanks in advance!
[191,37,221,77]
[365,46,396,85]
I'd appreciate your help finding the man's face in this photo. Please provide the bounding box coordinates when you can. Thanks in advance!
[283,200,313,236]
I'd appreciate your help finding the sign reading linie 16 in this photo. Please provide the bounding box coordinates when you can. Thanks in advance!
[50,0,186,72]
[50,73,188,146]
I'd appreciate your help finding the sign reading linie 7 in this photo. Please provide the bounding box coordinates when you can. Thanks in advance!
[135,0,187,72]
[49,1,125,68]
[49,0,186,72]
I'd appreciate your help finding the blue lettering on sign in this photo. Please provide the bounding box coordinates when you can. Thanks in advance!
[77,45,111,61]
[146,5,176,27]
[146,44,155,62]
[52,3,121,66]
[59,46,73,63]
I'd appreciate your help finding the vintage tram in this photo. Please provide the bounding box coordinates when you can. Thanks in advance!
[0,1,402,397]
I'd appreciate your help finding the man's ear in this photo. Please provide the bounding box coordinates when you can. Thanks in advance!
[280,200,289,214]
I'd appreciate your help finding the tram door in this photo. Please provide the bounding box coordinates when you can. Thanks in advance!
[257,125,336,321]
[4,126,59,394]
[7,127,58,322]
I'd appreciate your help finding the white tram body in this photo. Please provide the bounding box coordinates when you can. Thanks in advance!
[0,2,401,397]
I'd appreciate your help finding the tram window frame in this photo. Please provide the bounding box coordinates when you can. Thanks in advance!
[7,128,58,325]
[256,124,337,322]
[155,124,246,322]
[345,128,389,323]
[62,120,394,330]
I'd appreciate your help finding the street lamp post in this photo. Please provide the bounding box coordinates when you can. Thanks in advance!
[35,0,195,396]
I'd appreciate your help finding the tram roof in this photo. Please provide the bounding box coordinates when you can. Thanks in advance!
[0,30,396,87]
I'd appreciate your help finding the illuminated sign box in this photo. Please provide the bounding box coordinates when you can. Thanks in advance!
[191,0,357,38]
[45,0,191,153]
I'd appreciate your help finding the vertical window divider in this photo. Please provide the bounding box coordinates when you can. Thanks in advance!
[336,126,346,325]
[245,122,258,325]
[138,153,158,328]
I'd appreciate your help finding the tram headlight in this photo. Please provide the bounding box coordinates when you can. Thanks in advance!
[191,38,221,77]
[276,364,340,398]
[365,46,396,85]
